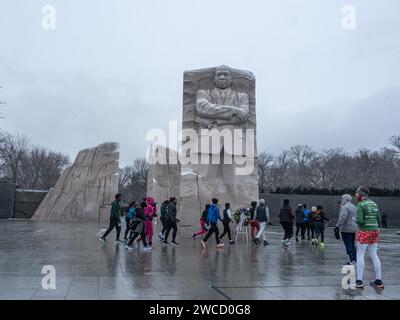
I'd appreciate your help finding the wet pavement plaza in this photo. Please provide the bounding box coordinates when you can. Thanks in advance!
[0,220,399,300]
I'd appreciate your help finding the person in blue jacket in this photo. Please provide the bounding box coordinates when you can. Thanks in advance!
[124,201,137,241]
[201,198,225,249]
[303,204,312,240]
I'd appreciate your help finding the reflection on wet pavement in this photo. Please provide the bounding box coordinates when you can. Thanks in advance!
[0,221,399,300]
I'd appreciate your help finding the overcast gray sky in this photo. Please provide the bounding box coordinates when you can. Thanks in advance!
[1,0,399,165]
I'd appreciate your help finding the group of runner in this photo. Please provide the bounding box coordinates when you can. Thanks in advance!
[99,185,384,289]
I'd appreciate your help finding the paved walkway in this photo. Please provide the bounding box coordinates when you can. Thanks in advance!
[0,220,399,300]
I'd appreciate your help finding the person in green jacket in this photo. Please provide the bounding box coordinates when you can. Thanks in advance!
[99,193,124,244]
[355,186,384,289]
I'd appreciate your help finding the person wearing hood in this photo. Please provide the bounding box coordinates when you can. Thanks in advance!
[335,194,357,266]
[144,197,157,247]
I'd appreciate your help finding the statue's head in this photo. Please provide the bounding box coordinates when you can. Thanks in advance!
[214,65,232,89]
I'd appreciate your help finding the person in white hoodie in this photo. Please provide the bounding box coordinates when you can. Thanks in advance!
[335,194,357,266]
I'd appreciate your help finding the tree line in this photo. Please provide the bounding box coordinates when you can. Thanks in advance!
[2,128,399,197]
[0,131,70,190]
[257,135,400,195]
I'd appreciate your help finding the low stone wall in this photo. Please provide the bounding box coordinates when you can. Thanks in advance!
[260,193,400,227]
[0,183,16,219]
[14,189,48,219]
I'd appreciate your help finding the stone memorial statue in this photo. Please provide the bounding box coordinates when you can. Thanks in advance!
[179,65,259,230]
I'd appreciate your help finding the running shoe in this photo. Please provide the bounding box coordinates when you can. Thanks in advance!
[253,238,259,245]
[192,233,196,240]
[142,246,152,252]
[263,241,269,246]
[124,245,133,251]
[355,280,364,289]
[99,238,106,244]
[311,239,315,245]
[200,240,206,249]
[115,239,124,244]
[163,241,170,245]
[229,240,236,244]
[342,261,352,267]
[370,280,384,289]
[216,243,224,248]
[171,241,179,246]
[295,238,299,242]
[315,239,319,245]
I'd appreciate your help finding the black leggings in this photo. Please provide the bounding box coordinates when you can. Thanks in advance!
[160,216,168,235]
[203,223,220,244]
[295,223,306,239]
[314,222,325,242]
[164,220,177,242]
[127,229,147,247]
[309,223,315,239]
[281,222,293,240]
[102,217,121,240]
[219,222,232,241]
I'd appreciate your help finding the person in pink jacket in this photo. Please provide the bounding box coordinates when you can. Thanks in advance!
[144,197,157,246]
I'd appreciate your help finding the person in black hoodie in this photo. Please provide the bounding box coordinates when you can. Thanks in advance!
[312,205,331,246]
[219,203,235,244]
[278,199,295,248]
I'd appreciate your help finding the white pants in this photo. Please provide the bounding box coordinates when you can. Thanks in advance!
[256,222,267,241]
[356,242,382,281]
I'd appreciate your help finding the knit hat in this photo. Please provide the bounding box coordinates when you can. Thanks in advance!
[259,199,265,205]
[356,186,370,197]
[298,203,303,208]
[311,206,317,212]
[283,199,290,205]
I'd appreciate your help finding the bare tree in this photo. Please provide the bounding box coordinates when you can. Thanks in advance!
[0,86,5,119]
[270,150,293,188]
[19,146,70,189]
[289,145,316,187]
[390,135,400,155]
[119,157,149,201]
[0,133,29,184]
[310,149,350,189]
[257,152,274,192]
